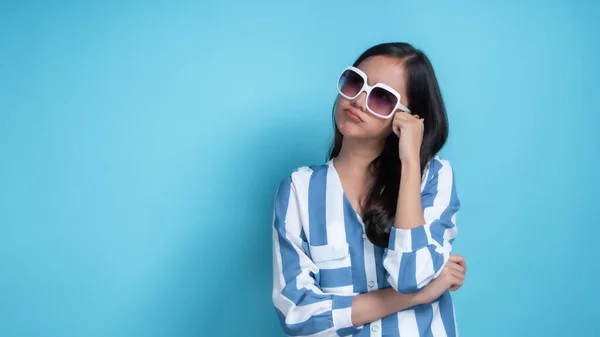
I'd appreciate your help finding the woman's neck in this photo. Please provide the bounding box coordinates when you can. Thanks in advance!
[334,136,384,175]
[333,136,385,214]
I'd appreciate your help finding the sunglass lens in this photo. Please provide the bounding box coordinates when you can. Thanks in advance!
[338,70,364,98]
[368,87,398,116]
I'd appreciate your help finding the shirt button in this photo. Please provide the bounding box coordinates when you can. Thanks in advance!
[368,281,375,288]
[371,325,380,332]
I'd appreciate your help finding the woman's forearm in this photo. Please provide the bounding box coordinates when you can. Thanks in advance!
[395,161,425,229]
[351,288,419,326]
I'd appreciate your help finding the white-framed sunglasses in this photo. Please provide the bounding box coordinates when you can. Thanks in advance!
[336,66,411,119]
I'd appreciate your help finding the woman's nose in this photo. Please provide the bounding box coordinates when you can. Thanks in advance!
[351,91,368,111]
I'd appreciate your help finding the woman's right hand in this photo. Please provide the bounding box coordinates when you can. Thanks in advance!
[415,255,466,304]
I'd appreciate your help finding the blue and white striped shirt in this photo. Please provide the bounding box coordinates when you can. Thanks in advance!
[271,156,460,337]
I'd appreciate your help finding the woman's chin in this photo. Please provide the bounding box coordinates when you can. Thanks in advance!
[337,121,371,139]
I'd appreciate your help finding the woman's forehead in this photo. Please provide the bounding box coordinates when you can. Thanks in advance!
[357,56,407,94]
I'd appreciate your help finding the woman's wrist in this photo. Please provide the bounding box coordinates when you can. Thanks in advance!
[385,288,420,311]
[401,157,421,172]
[411,288,428,306]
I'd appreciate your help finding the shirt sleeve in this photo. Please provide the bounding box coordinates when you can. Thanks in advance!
[272,175,363,337]
[383,159,460,294]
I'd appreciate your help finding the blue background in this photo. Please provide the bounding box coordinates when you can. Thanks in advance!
[1,0,598,336]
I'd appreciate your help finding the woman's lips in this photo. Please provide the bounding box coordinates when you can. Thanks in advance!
[344,108,363,122]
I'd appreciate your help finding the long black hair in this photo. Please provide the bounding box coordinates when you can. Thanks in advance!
[328,42,449,248]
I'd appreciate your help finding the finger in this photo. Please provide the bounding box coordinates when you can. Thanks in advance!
[392,118,407,128]
[446,262,465,274]
[449,275,464,290]
[392,118,409,134]
[392,122,402,136]
[397,110,414,118]
[445,274,463,291]
[449,254,464,262]
[449,255,465,265]
[392,117,407,129]
[393,113,411,123]
[446,261,465,272]
[450,270,465,281]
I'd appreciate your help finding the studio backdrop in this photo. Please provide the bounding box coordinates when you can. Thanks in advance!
[1,1,598,336]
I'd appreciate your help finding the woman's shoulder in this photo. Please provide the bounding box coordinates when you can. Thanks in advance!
[422,155,457,185]
[277,161,332,190]
[426,155,454,171]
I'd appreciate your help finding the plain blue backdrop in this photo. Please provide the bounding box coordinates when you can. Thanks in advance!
[1,0,599,336]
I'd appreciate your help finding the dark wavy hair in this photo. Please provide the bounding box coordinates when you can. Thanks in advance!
[328,42,449,248]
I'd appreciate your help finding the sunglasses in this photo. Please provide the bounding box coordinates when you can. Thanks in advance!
[336,66,410,119]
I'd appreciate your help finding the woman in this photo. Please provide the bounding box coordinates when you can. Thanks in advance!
[272,42,466,337]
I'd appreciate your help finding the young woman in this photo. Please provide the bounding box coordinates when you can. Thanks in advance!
[272,42,466,337]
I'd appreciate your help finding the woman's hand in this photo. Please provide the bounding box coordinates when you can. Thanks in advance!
[447,255,466,291]
[414,255,467,304]
[352,255,466,325]
[392,111,424,164]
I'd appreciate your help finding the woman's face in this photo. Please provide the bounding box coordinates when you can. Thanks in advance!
[334,55,410,140]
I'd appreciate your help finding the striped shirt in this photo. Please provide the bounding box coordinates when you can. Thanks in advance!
[271,155,460,337]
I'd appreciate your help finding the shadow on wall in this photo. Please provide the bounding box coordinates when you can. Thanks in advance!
[121,104,331,337]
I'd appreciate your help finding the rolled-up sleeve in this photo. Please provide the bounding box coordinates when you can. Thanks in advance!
[383,159,460,294]
[272,175,362,337]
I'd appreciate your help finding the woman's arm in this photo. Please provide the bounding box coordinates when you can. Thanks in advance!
[395,160,426,230]
[383,158,460,294]
[351,287,417,327]
[352,253,466,327]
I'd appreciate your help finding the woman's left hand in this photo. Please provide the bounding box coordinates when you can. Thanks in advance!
[392,111,424,164]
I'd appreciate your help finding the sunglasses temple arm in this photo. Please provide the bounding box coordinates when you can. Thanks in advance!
[398,104,411,113]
